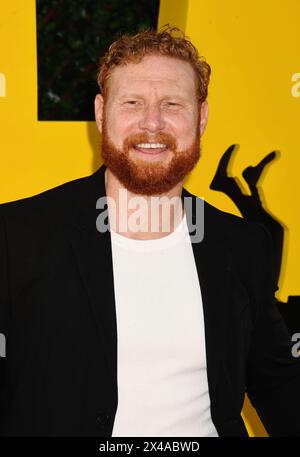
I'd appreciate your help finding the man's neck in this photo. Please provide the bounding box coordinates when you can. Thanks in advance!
[104,168,184,240]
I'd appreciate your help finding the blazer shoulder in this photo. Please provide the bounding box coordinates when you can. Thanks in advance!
[183,186,269,247]
[0,168,102,224]
[202,196,275,278]
[205,198,270,242]
[1,170,99,211]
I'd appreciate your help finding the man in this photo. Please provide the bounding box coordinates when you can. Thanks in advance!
[0,27,300,437]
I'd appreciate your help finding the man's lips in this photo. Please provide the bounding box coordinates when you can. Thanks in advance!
[133,143,169,155]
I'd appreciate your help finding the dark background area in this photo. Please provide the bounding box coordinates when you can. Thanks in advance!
[36,0,160,120]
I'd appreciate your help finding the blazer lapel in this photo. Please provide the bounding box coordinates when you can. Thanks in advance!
[182,188,232,400]
[69,165,117,387]
[70,224,117,384]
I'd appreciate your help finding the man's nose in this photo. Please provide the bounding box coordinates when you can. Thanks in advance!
[138,104,165,133]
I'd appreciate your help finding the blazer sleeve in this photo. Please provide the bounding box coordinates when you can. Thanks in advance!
[246,224,300,436]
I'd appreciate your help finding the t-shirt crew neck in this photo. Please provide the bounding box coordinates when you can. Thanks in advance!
[110,211,189,252]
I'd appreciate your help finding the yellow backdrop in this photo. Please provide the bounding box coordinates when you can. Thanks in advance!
[1,0,299,437]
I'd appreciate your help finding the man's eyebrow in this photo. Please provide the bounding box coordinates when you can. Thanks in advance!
[118,94,144,100]
[118,94,188,101]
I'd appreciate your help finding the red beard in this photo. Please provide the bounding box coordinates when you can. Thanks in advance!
[100,120,201,195]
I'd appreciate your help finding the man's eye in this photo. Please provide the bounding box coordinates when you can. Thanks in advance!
[125,100,138,105]
[165,102,181,108]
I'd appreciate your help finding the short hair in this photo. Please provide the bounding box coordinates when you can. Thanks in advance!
[97,26,211,103]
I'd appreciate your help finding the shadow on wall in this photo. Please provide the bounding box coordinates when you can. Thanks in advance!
[210,144,300,437]
[210,144,300,335]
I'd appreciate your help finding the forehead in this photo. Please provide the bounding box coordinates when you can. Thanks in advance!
[107,55,197,97]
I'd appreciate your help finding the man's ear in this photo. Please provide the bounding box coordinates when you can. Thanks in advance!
[94,94,104,133]
[199,100,209,136]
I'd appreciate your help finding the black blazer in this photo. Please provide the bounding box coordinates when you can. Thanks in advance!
[0,164,300,437]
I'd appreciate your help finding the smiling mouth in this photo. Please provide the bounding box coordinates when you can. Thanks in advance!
[133,142,168,155]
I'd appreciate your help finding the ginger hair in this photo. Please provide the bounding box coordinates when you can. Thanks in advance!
[97,26,211,103]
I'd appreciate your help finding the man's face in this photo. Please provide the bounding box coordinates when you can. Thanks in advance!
[95,55,208,195]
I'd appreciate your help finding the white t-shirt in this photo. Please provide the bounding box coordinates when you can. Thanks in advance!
[110,212,218,437]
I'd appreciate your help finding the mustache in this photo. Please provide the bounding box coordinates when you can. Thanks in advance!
[123,133,177,151]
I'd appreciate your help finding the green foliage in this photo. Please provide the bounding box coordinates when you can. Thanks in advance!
[37,0,160,120]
